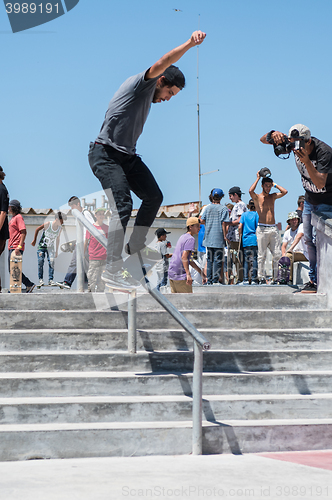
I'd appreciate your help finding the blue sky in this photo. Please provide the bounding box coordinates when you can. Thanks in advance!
[1,0,332,227]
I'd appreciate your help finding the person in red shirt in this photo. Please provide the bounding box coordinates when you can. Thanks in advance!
[8,199,35,293]
[84,208,108,292]
[0,166,9,293]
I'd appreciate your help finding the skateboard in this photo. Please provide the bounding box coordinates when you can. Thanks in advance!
[9,252,23,293]
[277,256,291,284]
[60,240,76,253]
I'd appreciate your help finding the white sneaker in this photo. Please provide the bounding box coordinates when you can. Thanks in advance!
[39,279,44,286]
[48,280,56,286]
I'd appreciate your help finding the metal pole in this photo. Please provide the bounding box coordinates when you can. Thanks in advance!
[128,290,137,354]
[76,220,84,293]
[197,44,201,209]
[192,340,203,455]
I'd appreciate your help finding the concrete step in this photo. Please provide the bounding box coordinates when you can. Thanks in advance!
[0,290,327,311]
[0,394,331,425]
[0,350,331,373]
[1,328,332,351]
[0,309,331,330]
[134,291,328,311]
[0,371,331,397]
[0,419,331,461]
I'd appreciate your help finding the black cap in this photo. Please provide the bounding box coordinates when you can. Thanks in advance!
[229,186,244,196]
[9,199,21,209]
[155,228,171,238]
[162,65,185,90]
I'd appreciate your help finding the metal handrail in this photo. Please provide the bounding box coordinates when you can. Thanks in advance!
[72,208,210,454]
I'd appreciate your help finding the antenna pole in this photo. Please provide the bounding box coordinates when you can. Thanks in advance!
[197,14,202,209]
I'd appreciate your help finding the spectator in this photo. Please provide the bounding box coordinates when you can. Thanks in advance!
[31,212,66,286]
[0,166,9,293]
[249,172,287,284]
[296,195,305,223]
[285,195,305,231]
[84,208,109,292]
[226,187,247,284]
[56,196,95,289]
[168,217,207,293]
[261,124,332,293]
[8,199,35,293]
[238,199,259,285]
[201,188,229,285]
[154,228,172,291]
[281,211,308,283]
[224,203,234,284]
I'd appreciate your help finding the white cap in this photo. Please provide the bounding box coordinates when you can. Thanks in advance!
[288,124,311,141]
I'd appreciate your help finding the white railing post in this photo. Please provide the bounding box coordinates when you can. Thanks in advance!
[192,340,203,455]
[76,219,84,293]
[128,290,137,353]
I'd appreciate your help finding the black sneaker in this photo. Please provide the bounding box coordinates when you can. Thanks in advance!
[301,281,317,293]
[101,267,141,290]
[26,284,35,293]
[56,281,71,289]
[259,278,266,285]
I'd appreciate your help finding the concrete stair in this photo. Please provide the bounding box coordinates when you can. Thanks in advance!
[0,286,331,460]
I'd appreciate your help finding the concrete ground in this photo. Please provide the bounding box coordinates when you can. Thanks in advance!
[0,451,331,500]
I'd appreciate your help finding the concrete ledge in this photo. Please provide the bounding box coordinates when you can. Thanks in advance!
[312,212,332,307]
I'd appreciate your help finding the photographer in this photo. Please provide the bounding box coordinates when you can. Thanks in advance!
[261,124,332,293]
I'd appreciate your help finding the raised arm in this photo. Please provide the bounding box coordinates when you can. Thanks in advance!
[274,182,288,199]
[249,171,261,200]
[145,31,206,80]
[260,130,286,145]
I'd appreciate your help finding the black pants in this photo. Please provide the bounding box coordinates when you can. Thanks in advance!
[88,142,163,269]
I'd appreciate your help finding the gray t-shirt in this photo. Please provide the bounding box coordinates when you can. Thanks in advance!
[96,70,159,155]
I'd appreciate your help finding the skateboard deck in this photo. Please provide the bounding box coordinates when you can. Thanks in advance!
[105,283,137,296]
[277,256,291,284]
[10,252,23,293]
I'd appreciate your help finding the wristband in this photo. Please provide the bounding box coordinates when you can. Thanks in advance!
[274,183,277,188]
[17,245,22,249]
[266,130,275,144]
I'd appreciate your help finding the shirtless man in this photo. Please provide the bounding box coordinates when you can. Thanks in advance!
[249,172,288,283]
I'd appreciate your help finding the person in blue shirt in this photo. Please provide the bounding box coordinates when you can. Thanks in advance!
[238,199,259,285]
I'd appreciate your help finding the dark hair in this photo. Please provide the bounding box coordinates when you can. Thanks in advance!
[262,177,274,185]
[248,199,256,211]
[68,196,80,207]
[0,166,4,181]
[10,206,21,216]
[55,211,67,221]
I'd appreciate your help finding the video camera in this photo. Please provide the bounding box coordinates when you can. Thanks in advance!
[270,129,306,159]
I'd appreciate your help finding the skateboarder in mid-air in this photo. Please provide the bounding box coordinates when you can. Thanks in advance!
[88,30,206,290]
